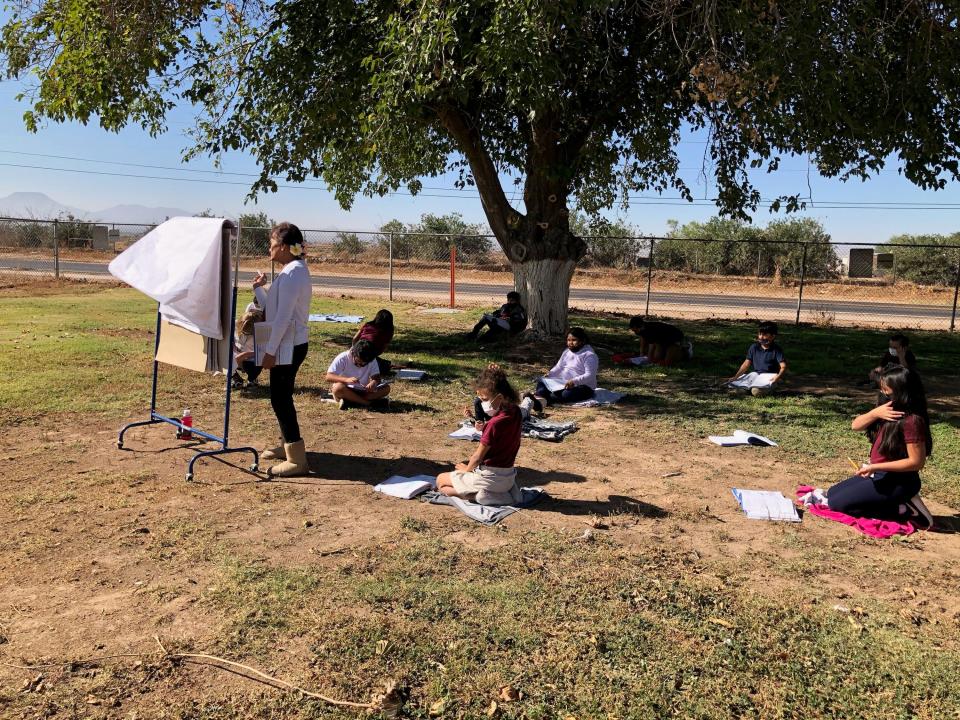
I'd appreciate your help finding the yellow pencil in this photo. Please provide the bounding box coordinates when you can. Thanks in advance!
[846,457,861,472]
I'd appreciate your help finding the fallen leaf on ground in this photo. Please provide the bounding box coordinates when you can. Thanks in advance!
[498,685,520,702]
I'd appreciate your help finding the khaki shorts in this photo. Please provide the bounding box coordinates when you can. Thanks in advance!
[450,464,517,496]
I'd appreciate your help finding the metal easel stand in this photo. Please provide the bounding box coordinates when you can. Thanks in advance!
[117,223,259,481]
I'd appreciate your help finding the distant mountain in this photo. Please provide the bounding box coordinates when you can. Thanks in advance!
[0,191,86,219]
[93,204,194,225]
[0,192,194,225]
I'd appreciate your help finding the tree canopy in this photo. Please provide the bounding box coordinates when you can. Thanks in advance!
[4,1,960,331]
[880,234,960,286]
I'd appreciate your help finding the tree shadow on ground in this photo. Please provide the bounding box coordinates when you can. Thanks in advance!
[272,453,588,486]
[526,493,669,519]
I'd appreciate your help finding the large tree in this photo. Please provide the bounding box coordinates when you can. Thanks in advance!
[4,1,960,333]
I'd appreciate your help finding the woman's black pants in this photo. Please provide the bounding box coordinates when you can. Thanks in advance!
[270,343,308,443]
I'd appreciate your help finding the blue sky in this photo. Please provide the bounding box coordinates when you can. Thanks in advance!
[2,76,960,241]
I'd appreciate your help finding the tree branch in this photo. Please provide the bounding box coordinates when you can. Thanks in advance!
[434,103,517,242]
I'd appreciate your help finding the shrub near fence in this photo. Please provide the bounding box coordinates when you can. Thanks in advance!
[1,216,958,330]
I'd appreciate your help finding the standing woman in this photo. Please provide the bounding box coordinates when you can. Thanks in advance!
[251,222,313,477]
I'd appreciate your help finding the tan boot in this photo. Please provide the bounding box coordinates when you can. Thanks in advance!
[261,443,285,460]
[267,440,309,477]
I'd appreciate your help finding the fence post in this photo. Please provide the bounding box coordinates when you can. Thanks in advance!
[449,244,456,308]
[388,232,394,301]
[53,219,60,280]
[644,238,655,317]
[950,252,960,332]
[795,242,809,325]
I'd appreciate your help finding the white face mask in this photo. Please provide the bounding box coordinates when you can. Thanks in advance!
[888,347,898,356]
[480,399,497,415]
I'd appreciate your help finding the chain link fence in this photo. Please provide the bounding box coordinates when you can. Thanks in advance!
[2,216,958,331]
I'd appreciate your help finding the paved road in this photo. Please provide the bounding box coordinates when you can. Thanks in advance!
[4,257,954,321]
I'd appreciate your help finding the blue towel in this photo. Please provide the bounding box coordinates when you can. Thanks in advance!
[422,487,547,525]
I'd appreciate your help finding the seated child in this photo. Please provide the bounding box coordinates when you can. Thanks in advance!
[232,301,265,388]
[467,364,540,425]
[825,366,933,528]
[352,309,394,374]
[622,316,688,366]
[728,320,787,396]
[532,327,599,406]
[438,365,523,506]
[465,291,528,342]
[868,332,917,386]
[325,339,391,410]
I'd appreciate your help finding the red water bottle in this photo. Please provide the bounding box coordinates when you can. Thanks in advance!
[178,407,193,440]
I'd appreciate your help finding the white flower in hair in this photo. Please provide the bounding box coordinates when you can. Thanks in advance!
[289,242,303,257]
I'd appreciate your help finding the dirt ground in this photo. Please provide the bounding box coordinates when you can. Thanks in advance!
[2,374,960,696]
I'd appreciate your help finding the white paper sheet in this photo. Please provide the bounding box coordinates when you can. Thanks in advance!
[449,425,482,441]
[708,429,778,447]
[374,474,436,499]
[540,377,567,392]
[731,488,800,522]
[568,389,625,407]
[728,372,777,390]
[108,217,232,339]
[395,369,426,380]
[308,314,364,323]
[254,322,294,366]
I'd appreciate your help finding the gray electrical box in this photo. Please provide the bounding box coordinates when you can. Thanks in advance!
[848,248,874,278]
[92,224,109,251]
[875,252,894,271]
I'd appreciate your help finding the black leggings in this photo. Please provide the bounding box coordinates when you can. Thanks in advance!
[241,360,262,382]
[270,343,308,443]
[826,471,921,519]
[535,379,595,405]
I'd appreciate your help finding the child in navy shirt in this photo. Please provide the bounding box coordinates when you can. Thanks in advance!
[729,321,788,396]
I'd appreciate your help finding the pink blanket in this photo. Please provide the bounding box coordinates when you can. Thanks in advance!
[795,486,915,538]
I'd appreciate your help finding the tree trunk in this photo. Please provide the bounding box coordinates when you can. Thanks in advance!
[514,257,578,336]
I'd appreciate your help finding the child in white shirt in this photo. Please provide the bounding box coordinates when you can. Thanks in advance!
[325,339,391,410]
[532,327,599,406]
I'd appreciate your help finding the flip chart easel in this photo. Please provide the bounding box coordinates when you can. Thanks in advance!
[117,222,259,481]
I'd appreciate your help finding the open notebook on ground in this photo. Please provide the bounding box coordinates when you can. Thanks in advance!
[708,429,777,447]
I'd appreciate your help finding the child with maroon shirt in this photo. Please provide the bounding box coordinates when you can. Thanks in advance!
[437,365,523,506]
[352,309,394,372]
[826,366,934,528]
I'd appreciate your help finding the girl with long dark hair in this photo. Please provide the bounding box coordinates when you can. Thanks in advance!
[437,364,523,506]
[826,366,934,528]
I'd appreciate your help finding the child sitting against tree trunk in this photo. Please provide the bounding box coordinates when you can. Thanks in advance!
[465,291,528,343]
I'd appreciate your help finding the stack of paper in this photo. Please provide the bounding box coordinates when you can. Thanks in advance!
[708,430,777,447]
[111,217,235,374]
[731,488,800,522]
[728,372,777,390]
[395,369,427,380]
[374,474,436,499]
[449,425,482,441]
[253,322,294,366]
